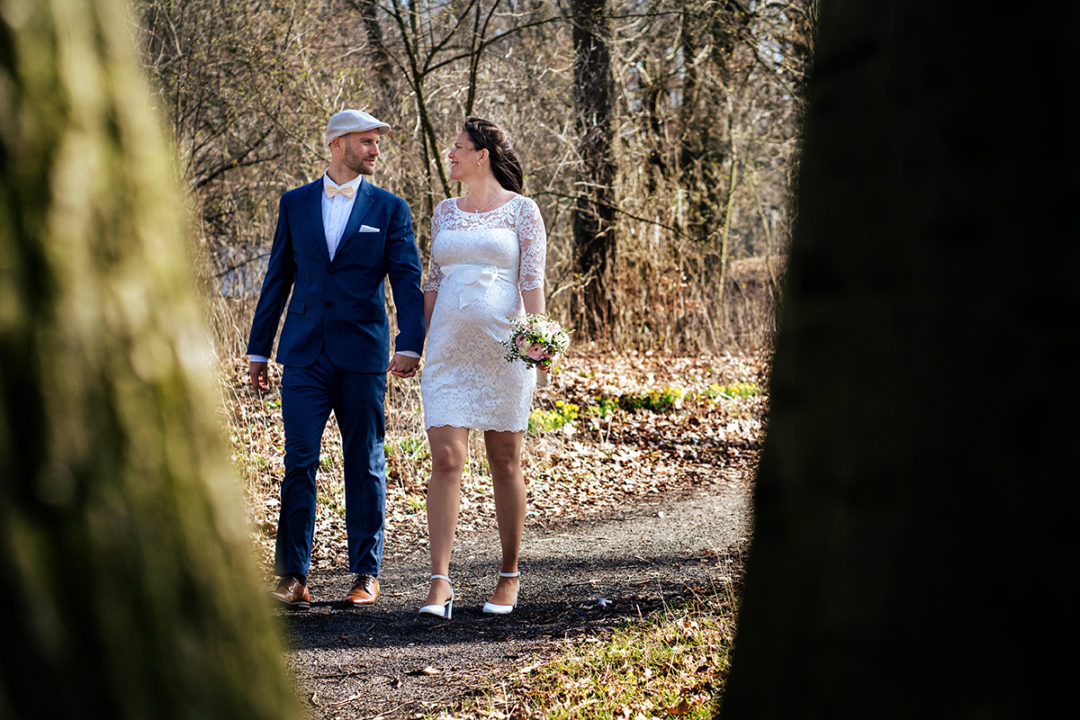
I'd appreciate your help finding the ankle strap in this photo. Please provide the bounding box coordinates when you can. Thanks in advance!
[431,574,451,582]
[498,571,520,578]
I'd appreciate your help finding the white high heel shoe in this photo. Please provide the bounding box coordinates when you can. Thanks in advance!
[482,571,520,615]
[418,574,454,619]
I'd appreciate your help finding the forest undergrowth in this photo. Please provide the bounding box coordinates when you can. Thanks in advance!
[215,335,767,719]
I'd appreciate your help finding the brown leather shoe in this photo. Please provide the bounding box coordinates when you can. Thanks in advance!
[270,576,310,610]
[343,574,380,607]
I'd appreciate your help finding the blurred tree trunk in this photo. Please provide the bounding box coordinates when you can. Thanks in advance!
[0,1,299,717]
[569,0,616,338]
[720,0,1077,717]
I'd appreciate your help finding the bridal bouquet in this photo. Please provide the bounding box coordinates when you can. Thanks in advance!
[501,313,571,369]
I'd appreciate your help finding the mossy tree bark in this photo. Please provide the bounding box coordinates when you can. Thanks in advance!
[720,1,1077,717]
[0,1,299,717]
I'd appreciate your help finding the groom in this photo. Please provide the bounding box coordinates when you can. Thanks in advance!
[247,109,425,610]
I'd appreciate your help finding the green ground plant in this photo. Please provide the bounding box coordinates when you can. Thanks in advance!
[706,382,760,400]
[617,388,686,413]
[387,435,429,459]
[529,379,763,436]
[529,400,581,433]
[591,395,621,418]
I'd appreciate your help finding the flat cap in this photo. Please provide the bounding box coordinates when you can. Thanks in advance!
[326,109,391,145]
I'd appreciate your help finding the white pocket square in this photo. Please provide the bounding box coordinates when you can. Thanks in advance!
[358,224,380,233]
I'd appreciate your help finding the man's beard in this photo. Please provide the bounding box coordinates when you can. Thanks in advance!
[344,146,374,175]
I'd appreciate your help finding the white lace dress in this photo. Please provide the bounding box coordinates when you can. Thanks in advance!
[420,195,547,432]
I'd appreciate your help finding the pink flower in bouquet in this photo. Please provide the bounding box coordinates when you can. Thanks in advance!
[500,312,571,368]
[527,343,549,361]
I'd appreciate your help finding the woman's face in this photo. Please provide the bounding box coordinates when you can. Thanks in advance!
[448,130,485,182]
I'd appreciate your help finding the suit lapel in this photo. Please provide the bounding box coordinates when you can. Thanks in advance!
[304,180,331,265]
[336,179,374,256]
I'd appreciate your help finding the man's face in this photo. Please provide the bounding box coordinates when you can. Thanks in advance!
[341,129,381,175]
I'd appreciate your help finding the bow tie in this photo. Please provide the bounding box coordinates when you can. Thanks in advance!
[325,183,356,199]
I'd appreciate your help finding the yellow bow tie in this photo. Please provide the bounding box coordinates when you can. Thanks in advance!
[325,183,356,199]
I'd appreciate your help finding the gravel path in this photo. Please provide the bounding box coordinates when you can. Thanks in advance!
[273,470,752,720]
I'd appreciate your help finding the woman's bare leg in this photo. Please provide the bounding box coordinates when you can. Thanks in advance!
[484,429,526,606]
[424,425,469,606]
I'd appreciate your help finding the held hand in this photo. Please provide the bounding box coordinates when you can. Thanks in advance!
[249,360,271,391]
[388,353,420,378]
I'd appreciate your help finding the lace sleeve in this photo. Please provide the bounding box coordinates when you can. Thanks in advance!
[515,197,547,291]
[424,200,450,292]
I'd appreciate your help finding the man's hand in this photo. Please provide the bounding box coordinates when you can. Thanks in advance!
[387,353,420,378]
[250,360,271,391]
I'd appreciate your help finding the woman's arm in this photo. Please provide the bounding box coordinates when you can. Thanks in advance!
[521,287,545,315]
[424,288,439,331]
[423,202,444,333]
[517,198,547,316]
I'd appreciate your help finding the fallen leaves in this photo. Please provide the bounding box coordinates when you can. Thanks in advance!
[409,666,441,676]
[666,698,692,715]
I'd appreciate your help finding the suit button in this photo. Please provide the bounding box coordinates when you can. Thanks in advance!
[328,268,335,274]
[325,301,333,307]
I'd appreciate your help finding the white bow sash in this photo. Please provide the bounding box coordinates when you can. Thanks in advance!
[440,264,513,308]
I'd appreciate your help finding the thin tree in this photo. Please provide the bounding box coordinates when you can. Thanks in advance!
[720,0,1077,716]
[0,0,299,716]
[347,0,554,223]
[363,0,485,211]
[569,0,617,338]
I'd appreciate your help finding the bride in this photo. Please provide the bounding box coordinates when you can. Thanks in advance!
[417,117,548,619]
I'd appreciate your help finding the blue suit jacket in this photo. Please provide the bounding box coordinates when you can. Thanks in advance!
[246,178,425,372]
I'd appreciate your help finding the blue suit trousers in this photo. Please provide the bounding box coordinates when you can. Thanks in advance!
[275,349,386,578]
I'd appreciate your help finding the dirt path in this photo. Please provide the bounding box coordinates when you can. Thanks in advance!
[275,473,752,720]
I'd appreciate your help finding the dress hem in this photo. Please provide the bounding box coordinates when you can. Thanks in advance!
[425,423,528,433]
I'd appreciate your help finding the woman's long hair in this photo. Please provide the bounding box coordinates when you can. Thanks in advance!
[463,116,523,194]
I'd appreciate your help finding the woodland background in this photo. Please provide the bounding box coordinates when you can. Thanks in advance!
[131,0,812,603]
[3,1,813,717]
[136,0,814,353]
[5,1,1073,718]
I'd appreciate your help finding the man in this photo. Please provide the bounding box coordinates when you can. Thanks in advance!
[247,109,425,610]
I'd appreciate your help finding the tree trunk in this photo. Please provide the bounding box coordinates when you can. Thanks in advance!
[720,1,1077,716]
[569,0,616,338]
[352,0,396,95]
[0,1,299,717]
[676,1,748,249]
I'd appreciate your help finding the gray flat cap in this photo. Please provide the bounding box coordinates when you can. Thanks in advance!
[326,109,391,145]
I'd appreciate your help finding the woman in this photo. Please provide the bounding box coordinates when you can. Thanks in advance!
[418,117,548,619]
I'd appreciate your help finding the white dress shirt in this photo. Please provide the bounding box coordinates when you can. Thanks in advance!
[322,172,363,260]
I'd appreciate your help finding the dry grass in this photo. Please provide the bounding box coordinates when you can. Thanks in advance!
[429,588,739,720]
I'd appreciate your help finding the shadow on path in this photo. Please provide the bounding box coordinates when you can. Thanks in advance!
[276,478,750,719]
